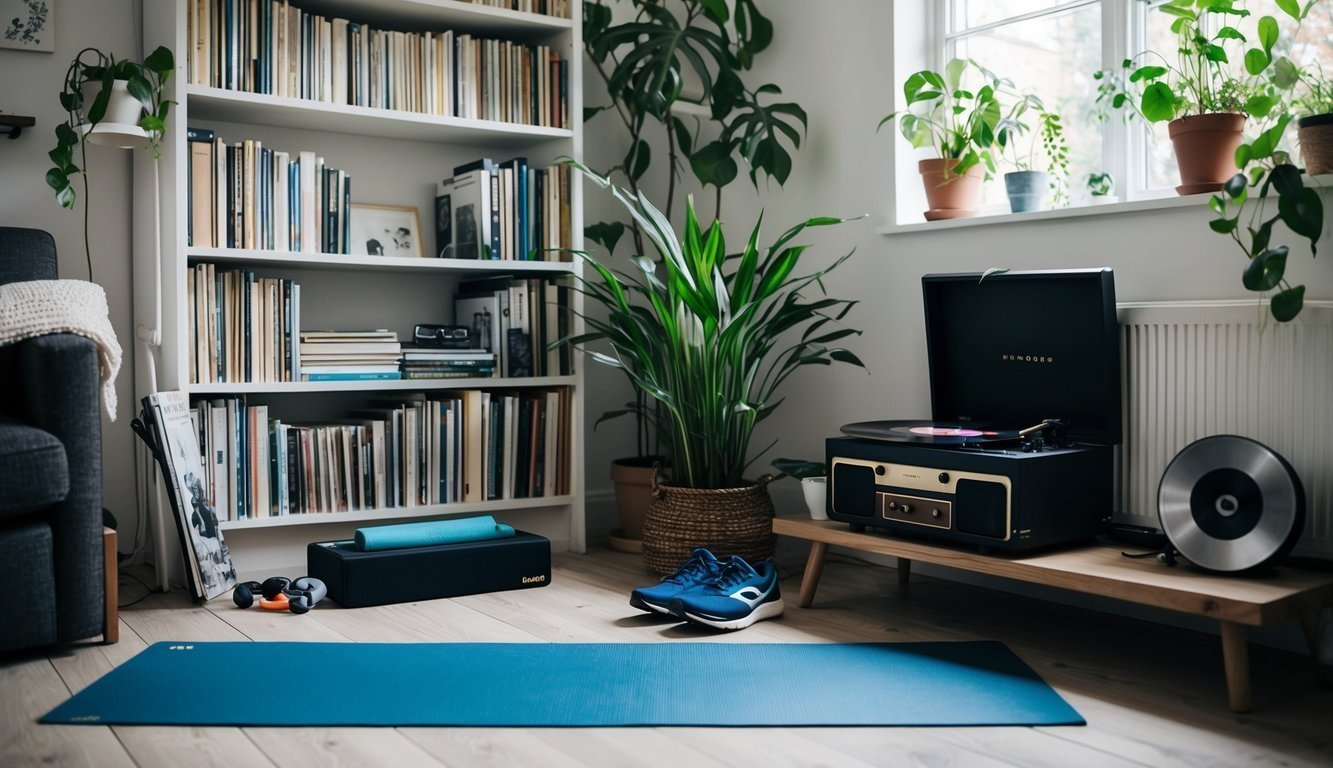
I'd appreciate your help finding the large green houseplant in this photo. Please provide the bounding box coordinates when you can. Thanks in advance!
[878,58,1006,220]
[583,0,807,545]
[563,163,864,573]
[46,45,174,281]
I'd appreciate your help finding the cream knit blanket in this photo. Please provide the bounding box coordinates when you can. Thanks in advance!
[0,280,123,421]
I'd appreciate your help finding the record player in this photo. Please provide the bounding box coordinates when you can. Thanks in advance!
[826,268,1121,551]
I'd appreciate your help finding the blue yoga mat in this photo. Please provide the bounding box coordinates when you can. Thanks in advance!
[42,641,1083,727]
[354,515,514,551]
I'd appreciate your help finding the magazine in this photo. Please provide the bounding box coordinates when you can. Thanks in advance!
[142,391,238,601]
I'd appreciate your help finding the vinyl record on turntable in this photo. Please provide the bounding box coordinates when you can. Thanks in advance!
[1157,435,1304,572]
[841,420,1019,445]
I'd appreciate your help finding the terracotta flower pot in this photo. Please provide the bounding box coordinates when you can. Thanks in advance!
[918,158,984,221]
[1167,113,1245,195]
[1298,113,1333,177]
[609,456,666,544]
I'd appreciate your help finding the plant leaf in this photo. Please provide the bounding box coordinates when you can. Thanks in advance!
[1271,285,1304,321]
[1140,82,1176,122]
[1242,246,1287,291]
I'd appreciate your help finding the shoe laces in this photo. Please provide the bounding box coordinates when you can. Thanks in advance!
[709,556,759,591]
[665,549,721,585]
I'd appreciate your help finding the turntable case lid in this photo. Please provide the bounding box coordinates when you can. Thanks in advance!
[921,268,1121,445]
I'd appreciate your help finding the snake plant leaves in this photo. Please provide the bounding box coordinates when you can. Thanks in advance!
[563,166,862,489]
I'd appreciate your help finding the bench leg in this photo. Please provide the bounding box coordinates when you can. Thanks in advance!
[1219,620,1251,712]
[797,541,829,608]
[898,557,912,585]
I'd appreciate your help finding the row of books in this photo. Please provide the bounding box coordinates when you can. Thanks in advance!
[437,157,572,261]
[300,329,403,382]
[462,0,570,18]
[456,275,574,378]
[188,127,352,253]
[188,264,300,384]
[187,0,570,128]
[188,389,571,520]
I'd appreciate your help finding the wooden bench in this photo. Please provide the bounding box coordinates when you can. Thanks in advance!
[773,516,1333,712]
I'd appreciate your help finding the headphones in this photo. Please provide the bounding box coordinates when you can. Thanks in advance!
[232,576,327,614]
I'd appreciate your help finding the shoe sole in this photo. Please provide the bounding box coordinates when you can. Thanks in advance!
[629,594,674,615]
[678,597,785,631]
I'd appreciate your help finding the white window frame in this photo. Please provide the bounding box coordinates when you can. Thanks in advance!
[927,0,1179,208]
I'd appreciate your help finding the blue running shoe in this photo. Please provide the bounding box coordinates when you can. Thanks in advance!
[629,547,723,614]
[668,556,784,630]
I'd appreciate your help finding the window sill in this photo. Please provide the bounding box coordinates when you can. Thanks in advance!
[878,192,1209,236]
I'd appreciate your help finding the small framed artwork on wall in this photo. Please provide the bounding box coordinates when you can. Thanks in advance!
[1,0,54,52]
[349,204,423,258]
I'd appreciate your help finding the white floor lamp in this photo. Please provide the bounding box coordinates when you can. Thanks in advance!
[84,114,171,590]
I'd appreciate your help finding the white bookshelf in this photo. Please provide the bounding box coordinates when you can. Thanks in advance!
[136,0,585,584]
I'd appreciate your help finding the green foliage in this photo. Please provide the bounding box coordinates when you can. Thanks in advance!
[562,163,865,489]
[771,458,826,481]
[996,89,1071,206]
[878,58,1006,177]
[584,0,805,200]
[1205,0,1326,323]
[1097,0,1284,123]
[1086,171,1115,197]
[47,46,174,210]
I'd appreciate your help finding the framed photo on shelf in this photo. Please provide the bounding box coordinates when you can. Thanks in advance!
[349,203,423,258]
[1,0,55,52]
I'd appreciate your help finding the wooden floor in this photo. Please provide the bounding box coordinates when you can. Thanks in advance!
[3,547,1331,768]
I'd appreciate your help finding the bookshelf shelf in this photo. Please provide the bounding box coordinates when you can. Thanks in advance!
[298,0,574,36]
[187,86,573,145]
[218,494,576,531]
[187,248,579,274]
[192,376,576,394]
[138,0,586,586]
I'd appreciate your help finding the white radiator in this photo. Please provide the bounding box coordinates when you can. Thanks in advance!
[1117,301,1333,558]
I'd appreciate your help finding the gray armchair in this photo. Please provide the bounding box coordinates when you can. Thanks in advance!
[0,227,107,653]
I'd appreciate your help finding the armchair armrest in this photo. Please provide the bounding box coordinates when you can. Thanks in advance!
[1,332,105,642]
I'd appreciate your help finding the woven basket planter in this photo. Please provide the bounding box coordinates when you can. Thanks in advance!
[1299,113,1333,177]
[641,470,776,575]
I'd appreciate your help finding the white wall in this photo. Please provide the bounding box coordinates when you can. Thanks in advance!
[0,0,145,556]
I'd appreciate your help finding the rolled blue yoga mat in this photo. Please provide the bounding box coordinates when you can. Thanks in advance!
[354,516,515,551]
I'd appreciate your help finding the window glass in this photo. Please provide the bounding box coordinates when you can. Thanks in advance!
[1139,2,1178,193]
[954,0,1074,30]
[951,4,1103,208]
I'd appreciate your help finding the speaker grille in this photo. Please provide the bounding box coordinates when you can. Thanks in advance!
[831,462,875,518]
[955,479,1008,539]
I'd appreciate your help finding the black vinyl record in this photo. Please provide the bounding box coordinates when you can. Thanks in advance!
[1157,435,1305,572]
[840,420,1020,445]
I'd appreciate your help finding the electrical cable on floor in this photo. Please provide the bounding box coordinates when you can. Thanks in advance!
[118,569,157,609]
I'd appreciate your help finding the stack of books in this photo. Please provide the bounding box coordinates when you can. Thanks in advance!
[299,330,403,381]
[400,345,497,379]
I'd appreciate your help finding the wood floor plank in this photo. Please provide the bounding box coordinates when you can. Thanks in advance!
[0,656,136,768]
[244,727,445,768]
[2,547,1327,768]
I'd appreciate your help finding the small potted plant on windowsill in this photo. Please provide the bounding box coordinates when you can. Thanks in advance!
[1101,0,1278,195]
[879,58,1005,221]
[1295,64,1332,176]
[998,94,1071,213]
[46,45,174,280]
[1084,171,1118,205]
